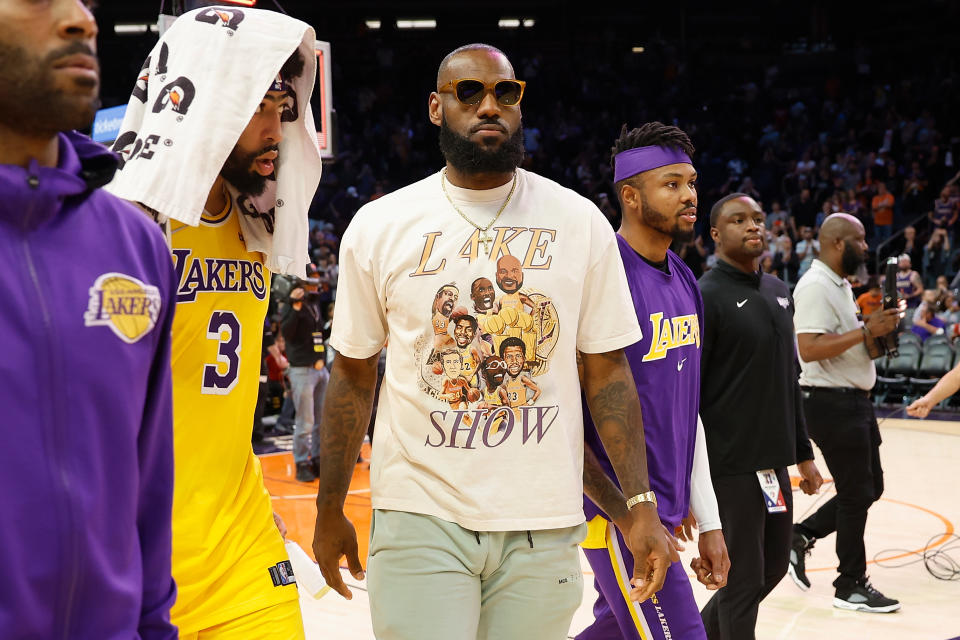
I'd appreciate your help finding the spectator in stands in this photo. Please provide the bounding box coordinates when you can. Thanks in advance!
[902,161,928,217]
[856,276,883,316]
[940,291,960,325]
[766,200,789,229]
[897,225,924,269]
[913,289,938,323]
[738,175,762,201]
[253,320,287,443]
[856,168,878,214]
[792,188,818,231]
[774,234,800,287]
[760,252,778,278]
[796,226,820,277]
[911,305,946,342]
[935,274,951,301]
[281,269,330,482]
[923,229,951,288]
[843,188,865,225]
[815,201,832,231]
[871,181,895,241]
[329,185,361,222]
[265,334,293,434]
[929,187,959,233]
[674,234,708,279]
[896,254,924,308]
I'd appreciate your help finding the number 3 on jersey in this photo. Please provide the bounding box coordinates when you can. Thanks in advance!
[202,310,241,395]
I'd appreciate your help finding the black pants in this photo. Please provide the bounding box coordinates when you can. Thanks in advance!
[252,379,267,441]
[797,389,883,587]
[701,468,793,640]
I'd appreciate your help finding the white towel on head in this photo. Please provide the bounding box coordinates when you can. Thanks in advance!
[104,6,322,278]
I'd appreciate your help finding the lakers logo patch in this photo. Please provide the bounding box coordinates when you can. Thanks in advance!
[84,273,162,343]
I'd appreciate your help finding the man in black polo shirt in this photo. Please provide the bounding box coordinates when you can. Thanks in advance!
[281,264,329,481]
[698,193,823,639]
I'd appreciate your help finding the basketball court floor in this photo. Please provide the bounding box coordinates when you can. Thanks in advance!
[261,416,960,639]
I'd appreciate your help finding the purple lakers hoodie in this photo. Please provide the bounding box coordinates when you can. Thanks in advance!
[0,132,178,639]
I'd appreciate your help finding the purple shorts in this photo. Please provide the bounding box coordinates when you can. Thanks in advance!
[577,516,706,640]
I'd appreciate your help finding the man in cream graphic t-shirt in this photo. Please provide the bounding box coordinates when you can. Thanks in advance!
[312,43,673,640]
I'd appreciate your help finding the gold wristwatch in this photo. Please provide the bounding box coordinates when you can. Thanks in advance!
[626,491,658,510]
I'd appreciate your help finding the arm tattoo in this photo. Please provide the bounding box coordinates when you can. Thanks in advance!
[583,442,629,523]
[582,350,651,498]
[315,355,378,511]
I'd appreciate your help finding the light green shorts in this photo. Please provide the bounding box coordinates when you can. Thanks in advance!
[367,509,587,640]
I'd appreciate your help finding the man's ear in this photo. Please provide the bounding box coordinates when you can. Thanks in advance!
[428,93,442,127]
[620,182,640,214]
[710,226,720,243]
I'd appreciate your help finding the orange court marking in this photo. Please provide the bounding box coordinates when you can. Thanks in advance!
[261,445,373,566]
[789,474,955,572]
[806,496,955,572]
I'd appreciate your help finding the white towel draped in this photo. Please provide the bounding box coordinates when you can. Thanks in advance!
[104,6,323,278]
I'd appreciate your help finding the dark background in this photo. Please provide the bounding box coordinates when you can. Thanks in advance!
[91,1,960,273]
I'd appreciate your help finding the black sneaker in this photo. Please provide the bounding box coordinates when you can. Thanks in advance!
[295,461,316,483]
[833,577,901,613]
[787,529,815,591]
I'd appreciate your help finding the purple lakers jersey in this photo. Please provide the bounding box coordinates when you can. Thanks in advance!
[583,235,703,527]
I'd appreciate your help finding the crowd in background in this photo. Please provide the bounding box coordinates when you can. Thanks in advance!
[92,16,960,427]
[259,37,960,426]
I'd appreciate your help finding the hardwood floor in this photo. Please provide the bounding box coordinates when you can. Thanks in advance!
[262,418,960,639]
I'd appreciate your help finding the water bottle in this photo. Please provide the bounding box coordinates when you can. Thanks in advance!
[284,540,331,599]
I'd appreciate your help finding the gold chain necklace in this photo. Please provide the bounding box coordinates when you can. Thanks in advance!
[440,168,518,256]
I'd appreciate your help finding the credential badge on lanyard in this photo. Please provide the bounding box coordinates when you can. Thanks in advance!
[756,469,787,513]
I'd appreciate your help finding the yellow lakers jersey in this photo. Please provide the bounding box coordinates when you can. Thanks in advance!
[432,311,450,335]
[499,292,523,311]
[504,376,526,408]
[459,346,479,385]
[168,196,296,632]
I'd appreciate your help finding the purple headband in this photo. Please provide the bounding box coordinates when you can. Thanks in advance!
[614,145,693,183]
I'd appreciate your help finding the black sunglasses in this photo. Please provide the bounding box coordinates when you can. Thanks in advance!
[438,78,526,106]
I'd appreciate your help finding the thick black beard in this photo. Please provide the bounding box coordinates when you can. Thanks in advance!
[639,190,695,243]
[841,241,864,275]
[0,40,99,135]
[220,144,278,196]
[439,117,524,174]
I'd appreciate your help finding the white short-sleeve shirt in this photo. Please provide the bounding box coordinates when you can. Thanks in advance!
[793,259,876,390]
[331,169,642,531]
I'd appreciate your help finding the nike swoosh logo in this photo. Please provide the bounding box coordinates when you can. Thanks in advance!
[677,358,687,371]
[737,299,748,308]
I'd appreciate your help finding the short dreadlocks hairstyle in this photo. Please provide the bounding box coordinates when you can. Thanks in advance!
[609,122,695,206]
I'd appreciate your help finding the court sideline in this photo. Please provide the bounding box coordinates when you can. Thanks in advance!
[262,418,960,640]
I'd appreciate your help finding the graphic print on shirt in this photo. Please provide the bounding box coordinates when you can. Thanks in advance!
[413,241,559,447]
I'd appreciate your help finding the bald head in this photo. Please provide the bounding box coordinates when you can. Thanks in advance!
[818,212,867,277]
[819,213,863,245]
[437,43,511,87]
